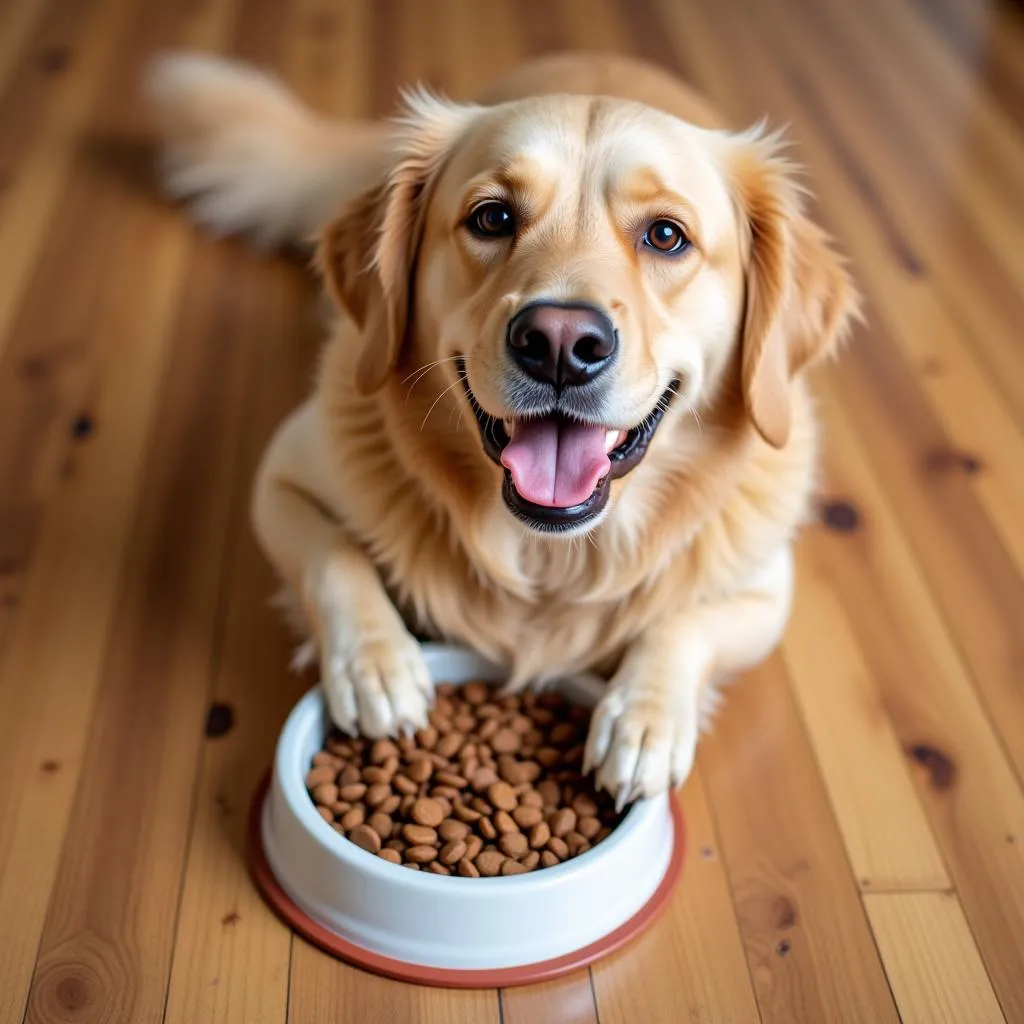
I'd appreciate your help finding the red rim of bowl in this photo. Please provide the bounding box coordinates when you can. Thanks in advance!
[246,770,687,988]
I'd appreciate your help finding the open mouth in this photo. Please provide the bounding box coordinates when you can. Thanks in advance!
[457,359,679,532]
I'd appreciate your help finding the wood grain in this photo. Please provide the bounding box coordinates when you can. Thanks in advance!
[864,891,1006,1024]
[0,0,1022,1021]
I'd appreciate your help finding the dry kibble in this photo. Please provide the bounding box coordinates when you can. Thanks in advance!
[371,739,399,764]
[476,850,505,876]
[308,678,624,875]
[406,844,438,864]
[488,781,518,811]
[306,765,337,788]
[550,807,577,838]
[312,782,339,805]
[366,783,391,807]
[547,836,569,860]
[491,728,521,754]
[528,821,551,849]
[411,798,445,827]
[348,824,382,853]
[367,812,393,837]
[499,832,529,858]
[512,805,543,828]
[440,840,467,865]
[402,824,438,845]
[341,806,365,830]
[438,819,470,843]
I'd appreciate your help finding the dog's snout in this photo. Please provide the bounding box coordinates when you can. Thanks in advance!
[506,302,618,387]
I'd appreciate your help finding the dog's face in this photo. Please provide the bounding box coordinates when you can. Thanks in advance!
[321,91,856,536]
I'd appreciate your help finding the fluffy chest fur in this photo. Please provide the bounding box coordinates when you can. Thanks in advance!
[315,330,816,686]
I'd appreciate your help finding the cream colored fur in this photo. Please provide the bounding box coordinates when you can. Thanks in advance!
[146,51,857,804]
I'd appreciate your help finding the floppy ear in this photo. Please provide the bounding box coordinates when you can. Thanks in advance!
[727,128,860,448]
[316,89,479,395]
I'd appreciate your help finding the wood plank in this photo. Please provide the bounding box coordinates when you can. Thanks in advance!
[0,200,195,1024]
[162,262,307,1024]
[501,974,598,1024]
[288,938,500,1024]
[864,891,1006,1024]
[808,379,1024,1022]
[20,235,256,1024]
[781,562,949,892]
[700,657,900,1024]
[591,778,760,1024]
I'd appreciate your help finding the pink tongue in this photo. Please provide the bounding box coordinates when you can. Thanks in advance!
[500,417,610,508]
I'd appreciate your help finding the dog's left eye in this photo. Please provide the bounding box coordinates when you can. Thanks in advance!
[467,201,516,239]
[643,219,689,254]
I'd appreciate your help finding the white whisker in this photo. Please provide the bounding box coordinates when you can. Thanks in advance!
[420,372,467,432]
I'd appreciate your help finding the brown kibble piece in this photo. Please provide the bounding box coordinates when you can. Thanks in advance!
[536,747,561,768]
[378,848,401,864]
[366,783,390,807]
[499,832,529,858]
[458,858,480,877]
[415,726,438,749]
[306,765,337,788]
[491,728,521,754]
[550,807,577,837]
[379,794,401,815]
[522,850,540,871]
[312,751,339,768]
[438,819,470,843]
[317,806,334,823]
[471,767,499,792]
[435,770,468,788]
[494,810,518,835]
[340,783,367,802]
[428,861,452,875]
[462,681,489,705]
[393,773,418,795]
[406,844,438,863]
[406,757,433,784]
[547,836,569,859]
[341,807,365,830]
[367,812,392,837]
[512,805,543,828]
[435,733,463,759]
[464,834,483,860]
[476,850,504,876]
[411,798,445,827]
[348,824,382,853]
[528,821,551,849]
[340,764,362,786]
[402,824,438,845]
[537,780,561,806]
[540,850,559,868]
[403,862,421,870]
[501,859,527,875]
[371,739,399,763]
[312,782,339,805]
[479,817,497,840]
[565,830,588,855]
[572,793,598,818]
[521,790,543,808]
[488,781,517,811]
[577,815,601,839]
[454,803,482,823]
[440,840,467,865]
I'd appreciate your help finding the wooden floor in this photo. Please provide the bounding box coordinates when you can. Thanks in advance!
[1,0,1023,1021]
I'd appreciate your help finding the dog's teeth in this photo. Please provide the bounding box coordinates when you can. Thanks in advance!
[503,419,516,438]
[605,429,624,452]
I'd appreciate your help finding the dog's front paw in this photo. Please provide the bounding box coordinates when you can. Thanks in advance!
[583,686,698,810]
[321,630,433,740]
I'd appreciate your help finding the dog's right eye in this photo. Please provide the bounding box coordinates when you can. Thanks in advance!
[466,201,516,239]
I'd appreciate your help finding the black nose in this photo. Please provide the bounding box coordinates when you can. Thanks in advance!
[506,302,618,387]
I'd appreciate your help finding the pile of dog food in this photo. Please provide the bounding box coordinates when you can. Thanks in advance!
[305,681,623,876]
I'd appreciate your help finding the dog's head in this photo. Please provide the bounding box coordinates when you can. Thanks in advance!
[319,89,857,536]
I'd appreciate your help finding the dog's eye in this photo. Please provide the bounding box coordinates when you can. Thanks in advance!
[467,201,516,239]
[643,219,689,254]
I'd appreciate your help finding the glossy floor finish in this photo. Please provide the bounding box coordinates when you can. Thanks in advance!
[0,0,1022,1021]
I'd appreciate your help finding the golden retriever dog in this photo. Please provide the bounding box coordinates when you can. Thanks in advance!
[147,51,858,806]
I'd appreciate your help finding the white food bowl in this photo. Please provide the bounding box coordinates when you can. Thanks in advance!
[248,643,685,987]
